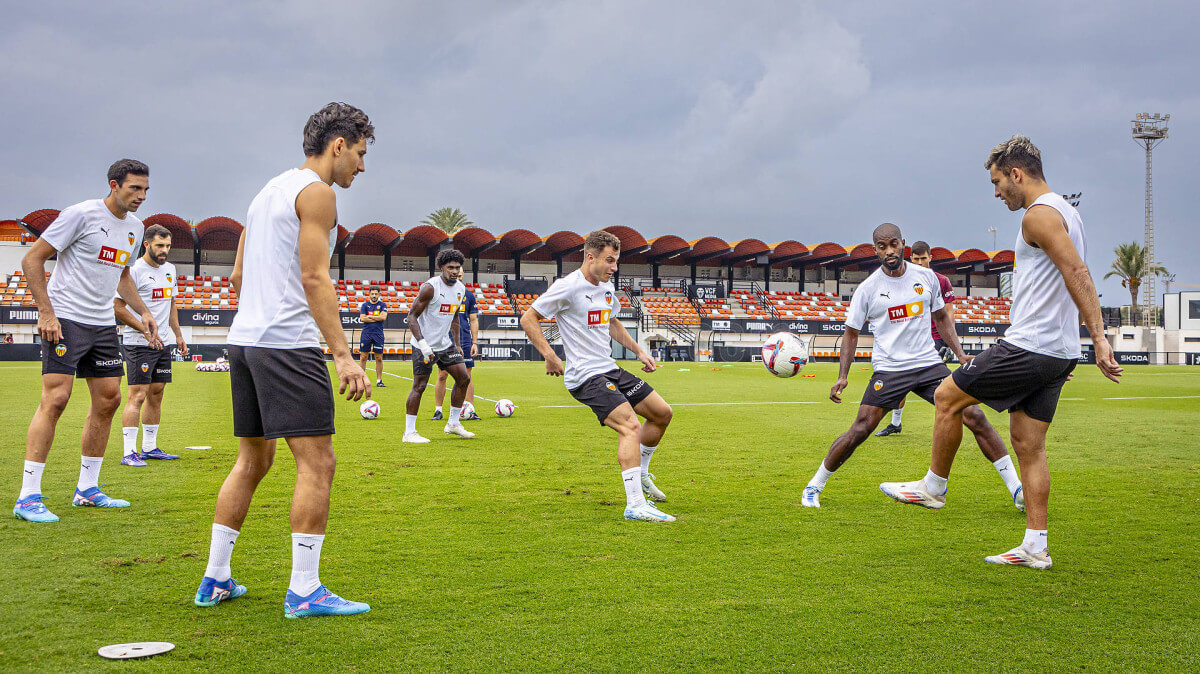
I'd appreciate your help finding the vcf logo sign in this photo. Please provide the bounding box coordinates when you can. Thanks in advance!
[98,246,131,266]
[587,309,611,326]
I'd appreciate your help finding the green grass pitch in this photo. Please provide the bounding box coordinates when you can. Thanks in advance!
[1,359,1198,670]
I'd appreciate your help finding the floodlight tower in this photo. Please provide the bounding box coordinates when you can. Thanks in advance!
[1131,112,1170,328]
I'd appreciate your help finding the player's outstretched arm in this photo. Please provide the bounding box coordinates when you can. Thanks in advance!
[521,308,563,376]
[22,238,61,343]
[609,316,655,372]
[296,181,369,401]
[830,326,859,403]
[1023,206,1122,383]
[407,284,436,362]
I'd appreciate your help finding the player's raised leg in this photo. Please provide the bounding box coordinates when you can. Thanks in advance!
[195,436,275,606]
[880,377,977,508]
[15,374,73,522]
[633,392,673,502]
[443,361,475,438]
[282,434,368,618]
[804,403,888,508]
[72,376,129,508]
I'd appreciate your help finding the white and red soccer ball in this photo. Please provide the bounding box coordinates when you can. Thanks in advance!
[761,332,809,378]
[359,400,381,420]
[494,399,516,418]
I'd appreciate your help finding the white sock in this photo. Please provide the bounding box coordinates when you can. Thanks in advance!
[405,414,417,434]
[434,405,443,414]
[1021,528,1048,554]
[78,456,103,491]
[122,427,139,457]
[923,469,948,496]
[807,463,835,490]
[449,406,462,424]
[290,533,325,597]
[19,460,45,499]
[204,523,240,581]
[622,466,646,508]
[141,424,159,452]
[639,444,656,475]
[992,455,1022,496]
[891,408,903,426]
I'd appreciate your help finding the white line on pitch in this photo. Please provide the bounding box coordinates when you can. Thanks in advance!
[1100,395,1200,401]
[380,370,502,404]
[538,400,824,408]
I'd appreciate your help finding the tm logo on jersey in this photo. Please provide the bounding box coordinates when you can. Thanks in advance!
[438,303,459,314]
[587,309,612,326]
[151,287,174,300]
[887,302,924,322]
[98,246,131,267]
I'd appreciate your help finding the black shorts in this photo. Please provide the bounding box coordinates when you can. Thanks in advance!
[413,346,465,377]
[861,362,952,409]
[41,318,123,379]
[125,345,173,385]
[360,333,384,354]
[952,340,1077,423]
[569,368,655,424]
[229,345,335,440]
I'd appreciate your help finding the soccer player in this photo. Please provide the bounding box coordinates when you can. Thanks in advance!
[432,286,479,421]
[358,286,387,388]
[520,230,676,523]
[13,159,158,522]
[403,249,474,442]
[194,103,373,617]
[801,223,1021,509]
[115,224,187,466]
[874,240,956,437]
[880,136,1122,569]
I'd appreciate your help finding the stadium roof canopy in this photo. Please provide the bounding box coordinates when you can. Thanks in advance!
[142,213,194,249]
[195,216,243,251]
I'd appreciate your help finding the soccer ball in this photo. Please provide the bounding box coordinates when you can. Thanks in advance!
[359,400,380,420]
[761,332,809,378]
[494,398,516,418]
[461,400,475,419]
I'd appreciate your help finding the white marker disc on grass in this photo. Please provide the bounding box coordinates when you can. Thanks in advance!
[184,446,211,450]
[98,642,175,660]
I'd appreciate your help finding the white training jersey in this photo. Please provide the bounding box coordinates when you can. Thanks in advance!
[1002,192,1087,360]
[121,258,177,345]
[845,263,946,372]
[227,168,333,349]
[40,199,143,327]
[530,269,619,390]
[416,275,465,351]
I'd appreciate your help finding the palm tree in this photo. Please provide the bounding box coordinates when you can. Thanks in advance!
[1103,241,1168,325]
[420,208,474,234]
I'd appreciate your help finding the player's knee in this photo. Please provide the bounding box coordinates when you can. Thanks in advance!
[455,373,471,389]
[95,389,122,415]
[656,403,674,427]
[615,415,641,437]
[41,390,71,417]
[961,406,989,431]
[238,453,274,480]
[933,382,964,414]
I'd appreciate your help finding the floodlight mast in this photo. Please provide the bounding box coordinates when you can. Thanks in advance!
[1131,112,1169,328]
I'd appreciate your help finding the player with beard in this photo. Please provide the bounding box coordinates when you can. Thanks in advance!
[880,136,1121,569]
[115,224,187,466]
[14,159,157,522]
[521,231,675,522]
[801,223,1020,510]
[194,103,373,617]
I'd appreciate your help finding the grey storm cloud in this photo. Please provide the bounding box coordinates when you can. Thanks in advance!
[1,0,1196,300]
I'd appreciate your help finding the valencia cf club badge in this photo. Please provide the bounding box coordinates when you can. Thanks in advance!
[605,382,617,391]
[127,232,136,245]
[141,363,149,373]
[873,380,883,391]
[55,344,67,357]
[913,283,924,295]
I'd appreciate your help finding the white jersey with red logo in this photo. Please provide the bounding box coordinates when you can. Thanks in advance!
[845,263,946,372]
[40,199,143,327]
[530,269,619,389]
[416,275,465,351]
[121,257,177,346]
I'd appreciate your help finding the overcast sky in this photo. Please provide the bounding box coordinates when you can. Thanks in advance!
[2,0,1195,300]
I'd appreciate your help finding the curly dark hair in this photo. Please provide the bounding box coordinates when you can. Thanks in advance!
[436,248,465,268]
[302,102,375,157]
[107,159,148,185]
